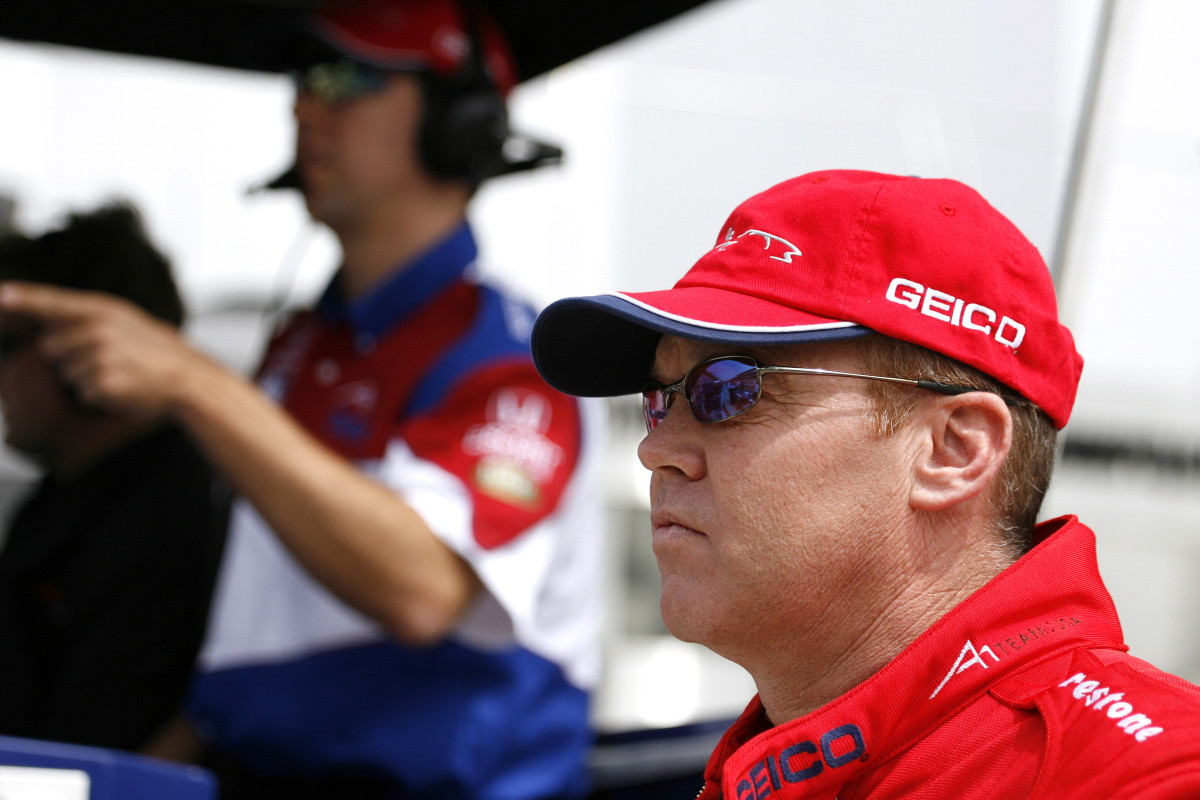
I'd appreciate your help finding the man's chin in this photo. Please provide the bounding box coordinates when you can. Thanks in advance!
[302,194,342,229]
[659,589,712,645]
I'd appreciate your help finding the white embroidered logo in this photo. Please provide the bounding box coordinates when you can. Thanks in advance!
[1058,672,1164,742]
[714,228,803,263]
[885,277,1026,349]
[930,639,1001,699]
[463,389,563,483]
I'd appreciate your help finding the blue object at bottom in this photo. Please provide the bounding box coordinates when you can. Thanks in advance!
[190,638,591,799]
[0,735,216,799]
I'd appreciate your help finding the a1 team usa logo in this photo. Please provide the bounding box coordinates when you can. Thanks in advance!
[930,640,999,699]
[930,617,1084,700]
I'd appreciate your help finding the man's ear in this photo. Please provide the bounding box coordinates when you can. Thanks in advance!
[909,393,1013,512]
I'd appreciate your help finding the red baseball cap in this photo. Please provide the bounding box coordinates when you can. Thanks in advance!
[532,170,1083,429]
[256,0,517,95]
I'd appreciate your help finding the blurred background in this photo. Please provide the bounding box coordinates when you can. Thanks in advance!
[0,0,1197,738]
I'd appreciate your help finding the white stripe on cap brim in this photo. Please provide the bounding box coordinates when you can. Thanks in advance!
[532,291,871,398]
[608,292,860,334]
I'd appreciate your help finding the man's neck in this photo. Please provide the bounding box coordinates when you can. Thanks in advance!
[750,518,1014,725]
[331,186,471,300]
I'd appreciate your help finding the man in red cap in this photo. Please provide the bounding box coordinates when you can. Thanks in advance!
[532,169,1200,799]
[0,1,602,798]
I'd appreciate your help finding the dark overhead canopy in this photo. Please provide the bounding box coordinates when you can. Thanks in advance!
[0,0,722,81]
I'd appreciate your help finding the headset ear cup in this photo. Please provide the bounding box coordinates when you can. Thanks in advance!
[418,84,509,185]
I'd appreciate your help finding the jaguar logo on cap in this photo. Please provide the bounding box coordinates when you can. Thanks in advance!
[714,228,803,264]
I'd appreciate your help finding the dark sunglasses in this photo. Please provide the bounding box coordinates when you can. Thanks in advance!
[0,327,42,360]
[641,355,1018,433]
[291,58,390,105]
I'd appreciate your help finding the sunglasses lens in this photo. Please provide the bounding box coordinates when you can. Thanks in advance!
[297,59,386,104]
[687,358,761,423]
[641,357,762,432]
[642,388,668,433]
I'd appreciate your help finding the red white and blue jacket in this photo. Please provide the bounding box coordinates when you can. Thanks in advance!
[188,223,605,799]
[699,516,1200,800]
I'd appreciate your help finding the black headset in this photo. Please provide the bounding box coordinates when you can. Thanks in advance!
[419,2,565,186]
[416,4,509,187]
[253,3,562,194]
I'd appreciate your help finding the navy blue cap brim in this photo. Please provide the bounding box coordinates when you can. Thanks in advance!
[531,294,871,398]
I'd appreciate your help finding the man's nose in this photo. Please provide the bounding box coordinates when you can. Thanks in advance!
[637,400,705,480]
[293,90,333,122]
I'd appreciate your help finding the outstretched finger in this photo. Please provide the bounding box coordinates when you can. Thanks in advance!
[0,281,116,324]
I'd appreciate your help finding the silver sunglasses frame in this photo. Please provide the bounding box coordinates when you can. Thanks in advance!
[642,355,1023,432]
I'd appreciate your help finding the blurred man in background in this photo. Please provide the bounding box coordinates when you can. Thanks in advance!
[0,203,226,752]
[0,1,604,798]
[531,170,1200,799]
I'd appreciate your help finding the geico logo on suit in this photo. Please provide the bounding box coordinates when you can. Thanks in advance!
[736,723,867,800]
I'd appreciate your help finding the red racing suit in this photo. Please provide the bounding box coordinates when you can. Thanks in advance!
[699,516,1200,799]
